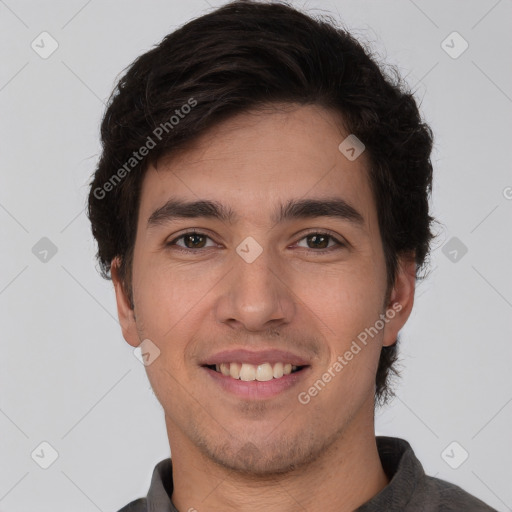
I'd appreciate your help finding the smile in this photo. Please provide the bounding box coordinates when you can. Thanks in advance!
[201,349,311,399]
[206,362,305,381]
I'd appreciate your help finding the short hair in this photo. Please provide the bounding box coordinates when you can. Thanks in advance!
[87,0,435,405]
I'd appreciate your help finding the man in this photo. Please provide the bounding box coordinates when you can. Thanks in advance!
[87,1,496,510]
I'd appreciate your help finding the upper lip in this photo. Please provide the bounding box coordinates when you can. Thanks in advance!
[201,349,311,367]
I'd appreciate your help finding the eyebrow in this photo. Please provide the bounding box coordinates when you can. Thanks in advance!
[147,197,365,229]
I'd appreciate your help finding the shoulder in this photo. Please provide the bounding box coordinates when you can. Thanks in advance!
[410,474,497,511]
[114,457,173,512]
[116,497,147,512]
[372,437,496,511]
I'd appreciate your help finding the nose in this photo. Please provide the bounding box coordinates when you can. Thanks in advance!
[213,243,296,334]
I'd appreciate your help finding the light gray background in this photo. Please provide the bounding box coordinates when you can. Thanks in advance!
[1,0,511,510]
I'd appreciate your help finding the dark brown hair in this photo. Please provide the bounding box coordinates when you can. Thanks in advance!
[87,0,435,405]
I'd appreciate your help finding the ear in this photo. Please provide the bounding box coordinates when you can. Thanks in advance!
[382,254,416,347]
[111,257,140,348]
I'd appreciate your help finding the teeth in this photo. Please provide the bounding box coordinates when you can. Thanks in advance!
[211,362,303,381]
[273,362,284,378]
[256,363,273,381]
[229,362,241,379]
[240,363,256,381]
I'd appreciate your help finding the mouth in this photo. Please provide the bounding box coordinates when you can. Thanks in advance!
[200,349,311,400]
[203,362,307,382]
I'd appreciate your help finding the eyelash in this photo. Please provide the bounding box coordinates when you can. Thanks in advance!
[166,230,346,254]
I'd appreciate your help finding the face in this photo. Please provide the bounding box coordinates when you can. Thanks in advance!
[113,104,415,475]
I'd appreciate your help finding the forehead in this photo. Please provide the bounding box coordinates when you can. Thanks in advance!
[137,104,376,229]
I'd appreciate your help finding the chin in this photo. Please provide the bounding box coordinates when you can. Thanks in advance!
[196,431,331,477]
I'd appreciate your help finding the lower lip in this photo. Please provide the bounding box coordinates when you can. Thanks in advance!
[203,366,309,400]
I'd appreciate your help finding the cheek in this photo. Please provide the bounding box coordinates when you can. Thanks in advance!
[303,265,385,336]
[133,250,212,335]
[304,265,386,400]
[134,262,198,403]
[130,265,192,386]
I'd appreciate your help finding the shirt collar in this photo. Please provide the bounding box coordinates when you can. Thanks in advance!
[356,436,424,510]
[146,457,176,512]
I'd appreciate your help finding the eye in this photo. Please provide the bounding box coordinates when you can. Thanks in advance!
[295,231,345,252]
[167,230,217,251]
[166,230,346,254]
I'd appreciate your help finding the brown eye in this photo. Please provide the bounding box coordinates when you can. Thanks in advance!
[167,231,215,251]
[296,232,344,251]
[182,233,207,248]
[306,233,330,249]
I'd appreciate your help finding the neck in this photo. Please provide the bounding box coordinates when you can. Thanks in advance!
[168,402,388,511]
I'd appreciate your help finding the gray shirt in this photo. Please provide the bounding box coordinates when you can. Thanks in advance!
[117,436,496,511]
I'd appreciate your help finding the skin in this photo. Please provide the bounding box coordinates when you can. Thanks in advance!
[112,103,416,511]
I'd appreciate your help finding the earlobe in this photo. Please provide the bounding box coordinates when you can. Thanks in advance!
[111,257,140,347]
[382,256,416,347]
